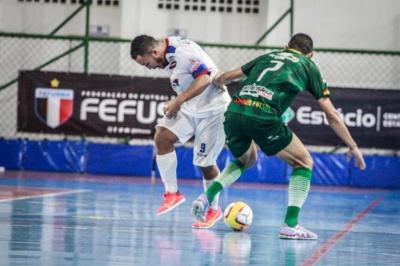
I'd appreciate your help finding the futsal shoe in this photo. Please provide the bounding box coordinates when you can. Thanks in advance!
[191,193,210,222]
[157,191,185,216]
[279,224,318,240]
[192,206,222,229]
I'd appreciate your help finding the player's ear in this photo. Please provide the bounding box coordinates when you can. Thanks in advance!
[151,48,161,57]
[306,52,313,59]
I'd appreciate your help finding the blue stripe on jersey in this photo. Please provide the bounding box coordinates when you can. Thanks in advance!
[192,63,210,78]
[166,46,176,54]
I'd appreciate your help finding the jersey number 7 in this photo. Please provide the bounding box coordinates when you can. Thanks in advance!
[256,60,284,82]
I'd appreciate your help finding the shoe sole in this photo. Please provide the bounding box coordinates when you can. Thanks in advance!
[156,197,186,216]
[192,212,222,229]
[279,234,318,240]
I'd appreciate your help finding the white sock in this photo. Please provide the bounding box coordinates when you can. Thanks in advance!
[203,176,220,210]
[156,151,178,193]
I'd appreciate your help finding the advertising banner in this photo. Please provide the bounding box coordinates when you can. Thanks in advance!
[18,71,400,148]
[18,71,174,139]
[289,87,400,149]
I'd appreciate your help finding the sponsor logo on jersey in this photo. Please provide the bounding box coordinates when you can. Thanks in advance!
[239,84,274,100]
[34,87,74,128]
[233,98,272,111]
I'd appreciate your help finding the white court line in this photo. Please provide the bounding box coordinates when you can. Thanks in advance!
[0,189,90,203]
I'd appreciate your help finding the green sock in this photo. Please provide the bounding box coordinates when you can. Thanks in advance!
[284,167,312,227]
[205,159,245,203]
[284,206,300,227]
[206,182,223,203]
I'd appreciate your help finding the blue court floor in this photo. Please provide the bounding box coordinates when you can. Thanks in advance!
[0,170,399,266]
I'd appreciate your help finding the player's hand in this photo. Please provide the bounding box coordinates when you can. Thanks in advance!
[163,97,183,118]
[216,84,228,91]
[213,72,227,89]
[346,146,366,170]
[213,73,228,91]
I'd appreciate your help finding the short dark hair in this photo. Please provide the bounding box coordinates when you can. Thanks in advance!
[288,33,313,54]
[130,35,159,59]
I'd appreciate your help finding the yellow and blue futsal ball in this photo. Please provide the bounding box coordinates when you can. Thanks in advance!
[223,201,253,231]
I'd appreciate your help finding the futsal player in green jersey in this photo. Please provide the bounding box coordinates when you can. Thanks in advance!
[192,33,366,240]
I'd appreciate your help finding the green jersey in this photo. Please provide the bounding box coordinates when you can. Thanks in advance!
[228,49,329,120]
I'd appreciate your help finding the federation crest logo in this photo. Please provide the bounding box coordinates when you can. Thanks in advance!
[34,87,74,128]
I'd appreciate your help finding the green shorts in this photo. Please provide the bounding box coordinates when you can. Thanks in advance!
[224,111,293,157]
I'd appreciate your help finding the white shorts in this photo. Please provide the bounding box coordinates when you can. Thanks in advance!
[156,111,226,167]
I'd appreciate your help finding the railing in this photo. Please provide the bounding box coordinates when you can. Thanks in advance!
[0,32,399,142]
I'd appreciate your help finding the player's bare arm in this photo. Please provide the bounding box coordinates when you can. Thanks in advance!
[213,67,244,87]
[163,74,211,118]
[318,97,366,170]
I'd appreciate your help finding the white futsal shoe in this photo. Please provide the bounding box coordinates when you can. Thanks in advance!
[279,224,318,240]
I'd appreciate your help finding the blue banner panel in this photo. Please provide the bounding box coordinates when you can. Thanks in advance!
[23,140,86,172]
[86,143,153,176]
[239,152,287,183]
[154,146,203,179]
[311,153,350,186]
[216,148,233,176]
[2,139,398,189]
[350,155,400,189]
[155,147,287,183]
[217,149,287,184]
[0,139,25,170]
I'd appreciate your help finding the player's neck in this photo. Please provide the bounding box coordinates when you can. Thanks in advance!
[287,48,302,54]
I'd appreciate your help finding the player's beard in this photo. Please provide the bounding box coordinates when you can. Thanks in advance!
[156,57,168,68]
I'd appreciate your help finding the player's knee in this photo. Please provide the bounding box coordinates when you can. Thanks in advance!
[246,153,257,168]
[200,165,220,180]
[154,129,176,152]
[249,145,258,167]
[238,145,257,168]
[291,154,313,169]
[301,155,314,169]
[238,153,257,169]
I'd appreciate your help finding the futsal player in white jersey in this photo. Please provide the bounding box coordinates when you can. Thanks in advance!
[130,35,231,228]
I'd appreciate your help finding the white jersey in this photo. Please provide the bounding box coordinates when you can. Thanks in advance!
[164,36,231,118]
